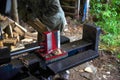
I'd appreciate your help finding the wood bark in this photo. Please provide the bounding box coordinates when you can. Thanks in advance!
[11,0,19,23]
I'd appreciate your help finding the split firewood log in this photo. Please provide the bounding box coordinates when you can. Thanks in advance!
[27,18,48,33]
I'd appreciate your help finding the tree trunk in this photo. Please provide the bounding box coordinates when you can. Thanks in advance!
[11,0,19,23]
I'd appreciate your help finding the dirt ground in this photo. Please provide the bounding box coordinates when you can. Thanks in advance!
[68,50,120,80]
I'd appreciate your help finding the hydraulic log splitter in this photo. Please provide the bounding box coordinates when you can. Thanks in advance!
[0,24,101,80]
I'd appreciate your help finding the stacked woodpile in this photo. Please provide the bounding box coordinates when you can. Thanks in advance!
[60,0,76,17]
[0,14,46,51]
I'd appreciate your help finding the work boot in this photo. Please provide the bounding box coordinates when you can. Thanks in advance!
[59,70,70,80]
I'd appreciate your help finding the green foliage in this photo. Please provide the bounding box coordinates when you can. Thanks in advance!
[117,53,120,59]
[90,0,120,47]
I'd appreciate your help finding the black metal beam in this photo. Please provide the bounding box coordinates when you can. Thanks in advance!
[47,50,98,74]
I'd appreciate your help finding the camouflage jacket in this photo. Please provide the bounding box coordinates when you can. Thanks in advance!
[39,0,67,31]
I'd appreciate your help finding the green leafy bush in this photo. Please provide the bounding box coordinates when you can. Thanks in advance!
[90,0,120,47]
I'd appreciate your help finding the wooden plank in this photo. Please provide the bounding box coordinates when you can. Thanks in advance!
[62,5,76,9]
[3,38,18,46]
[65,12,75,16]
[8,18,27,32]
